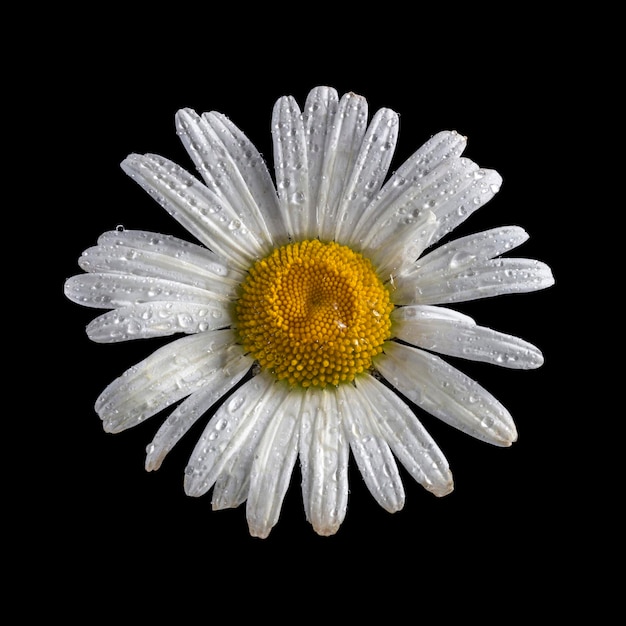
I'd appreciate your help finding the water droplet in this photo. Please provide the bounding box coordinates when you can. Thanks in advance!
[290,191,306,205]
[450,250,477,269]
[177,313,193,327]
[215,418,228,431]
[228,395,245,413]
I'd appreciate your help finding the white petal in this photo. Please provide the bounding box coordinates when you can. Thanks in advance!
[356,375,453,496]
[145,351,252,471]
[354,147,473,256]
[211,383,296,511]
[376,342,518,446]
[96,330,242,433]
[366,209,440,279]
[64,273,221,309]
[313,91,368,242]
[338,384,405,512]
[206,111,289,246]
[395,258,555,305]
[350,130,466,244]
[80,229,243,297]
[429,168,502,247]
[403,226,530,278]
[121,153,261,268]
[175,108,278,254]
[86,301,231,343]
[184,372,283,497]
[271,95,313,240]
[246,392,301,538]
[299,388,349,536]
[392,305,545,369]
[335,106,399,243]
[385,130,467,184]
[303,85,339,238]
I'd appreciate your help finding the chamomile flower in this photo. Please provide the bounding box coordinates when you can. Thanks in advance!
[65,86,554,537]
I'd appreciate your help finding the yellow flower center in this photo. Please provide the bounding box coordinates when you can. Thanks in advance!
[235,239,393,388]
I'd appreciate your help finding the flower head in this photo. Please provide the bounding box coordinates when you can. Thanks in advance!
[65,87,554,537]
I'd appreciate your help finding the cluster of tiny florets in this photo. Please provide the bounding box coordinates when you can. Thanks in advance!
[236,239,393,388]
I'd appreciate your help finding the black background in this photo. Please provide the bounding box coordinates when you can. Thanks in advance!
[27,6,601,618]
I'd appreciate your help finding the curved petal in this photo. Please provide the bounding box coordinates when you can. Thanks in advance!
[303,85,339,239]
[175,108,279,253]
[312,91,368,242]
[356,375,453,496]
[338,384,405,512]
[211,384,299,512]
[271,95,312,240]
[376,342,518,446]
[356,151,476,255]
[184,372,283,498]
[121,153,262,268]
[96,330,242,433]
[79,229,243,297]
[335,106,399,243]
[394,258,555,305]
[207,111,289,246]
[246,391,301,538]
[366,209,439,279]
[402,226,530,278]
[145,350,253,471]
[392,305,544,369]
[299,387,349,536]
[64,273,222,309]
[349,130,466,244]
[429,167,502,247]
[86,301,232,343]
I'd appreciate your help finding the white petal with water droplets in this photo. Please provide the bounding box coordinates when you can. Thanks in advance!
[121,154,261,268]
[184,372,282,498]
[395,257,555,305]
[338,384,405,512]
[145,351,252,471]
[386,130,467,184]
[356,375,453,496]
[205,111,290,246]
[64,273,220,310]
[313,91,368,242]
[361,160,484,274]
[429,168,503,247]
[350,130,466,241]
[96,330,243,433]
[335,106,399,243]
[299,388,349,536]
[303,86,339,235]
[175,108,277,255]
[367,209,440,279]
[377,342,517,446]
[392,305,544,369]
[211,383,297,512]
[404,226,530,277]
[246,391,301,538]
[96,229,230,268]
[86,301,231,343]
[80,229,242,297]
[272,95,312,240]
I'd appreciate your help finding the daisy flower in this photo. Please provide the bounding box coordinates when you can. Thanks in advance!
[65,86,554,538]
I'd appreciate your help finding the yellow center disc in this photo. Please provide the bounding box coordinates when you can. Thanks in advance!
[235,239,393,388]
